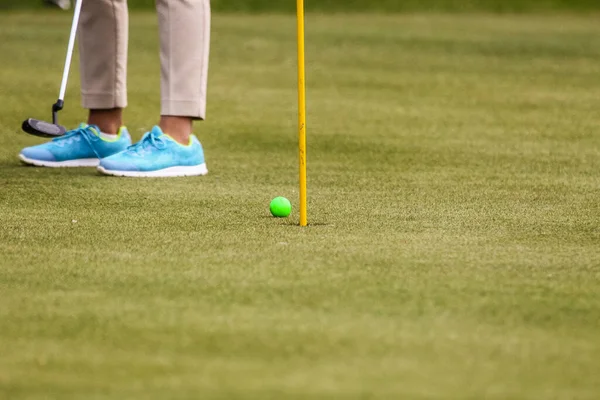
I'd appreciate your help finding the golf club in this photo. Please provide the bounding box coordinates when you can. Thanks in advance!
[22,0,82,138]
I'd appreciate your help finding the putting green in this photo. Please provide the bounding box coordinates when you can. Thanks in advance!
[1,12,599,399]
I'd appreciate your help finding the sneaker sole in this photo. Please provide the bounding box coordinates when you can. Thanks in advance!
[97,164,208,178]
[19,154,99,167]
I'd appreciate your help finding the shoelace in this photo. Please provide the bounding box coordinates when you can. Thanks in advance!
[52,125,103,159]
[128,131,166,155]
[52,126,87,145]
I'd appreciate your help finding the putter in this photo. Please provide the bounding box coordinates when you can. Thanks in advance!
[22,0,83,138]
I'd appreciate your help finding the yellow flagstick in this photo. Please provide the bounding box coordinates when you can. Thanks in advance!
[297,0,308,227]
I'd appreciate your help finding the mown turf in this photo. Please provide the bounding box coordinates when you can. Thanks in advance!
[1,12,600,400]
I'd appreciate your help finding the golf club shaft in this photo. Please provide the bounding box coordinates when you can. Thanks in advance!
[58,0,83,102]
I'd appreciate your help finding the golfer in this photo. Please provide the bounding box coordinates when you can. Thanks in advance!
[20,0,211,177]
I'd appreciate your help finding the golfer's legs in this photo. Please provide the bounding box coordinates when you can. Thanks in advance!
[156,0,211,119]
[78,0,128,109]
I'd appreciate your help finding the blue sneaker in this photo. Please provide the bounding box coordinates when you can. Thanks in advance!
[19,124,131,167]
[97,126,208,177]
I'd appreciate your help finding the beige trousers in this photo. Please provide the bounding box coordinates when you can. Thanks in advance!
[78,0,211,119]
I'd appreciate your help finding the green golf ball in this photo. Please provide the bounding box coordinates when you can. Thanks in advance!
[270,197,292,218]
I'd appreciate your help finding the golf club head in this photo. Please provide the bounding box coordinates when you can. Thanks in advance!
[22,118,67,138]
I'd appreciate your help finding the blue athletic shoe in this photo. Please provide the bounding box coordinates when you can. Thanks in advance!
[19,124,131,167]
[97,126,208,177]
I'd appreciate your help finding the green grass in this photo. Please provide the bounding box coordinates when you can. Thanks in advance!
[1,11,600,399]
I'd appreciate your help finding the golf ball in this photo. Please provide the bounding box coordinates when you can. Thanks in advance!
[270,197,292,218]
